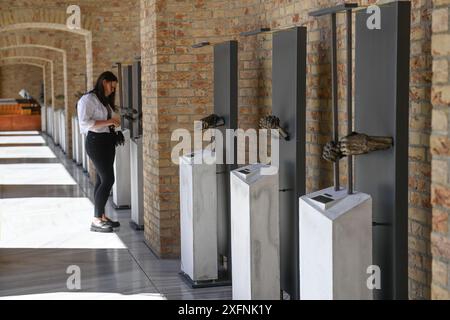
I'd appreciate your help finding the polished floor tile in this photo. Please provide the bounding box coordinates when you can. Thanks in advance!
[0,159,60,164]
[0,248,161,298]
[0,292,165,300]
[0,143,47,147]
[0,185,84,198]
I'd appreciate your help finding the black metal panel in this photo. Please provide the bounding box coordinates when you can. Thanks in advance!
[214,41,238,134]
[121,65,133,131]
[355,1,410,300]
[273,26,306,300]
[132,61,142,138]
[213,41,238,278]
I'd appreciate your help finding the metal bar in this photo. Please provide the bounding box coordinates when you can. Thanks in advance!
[192,41,210,48]
[214,41,238,283]
[331,13,339,191]
[309,3,358,17]
[240,27,271,36]
[116,63,123,109]
[347,10,353,195]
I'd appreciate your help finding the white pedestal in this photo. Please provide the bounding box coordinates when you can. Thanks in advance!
[60,111,66,153]
[81,133,87,171]
[180,149,218,282]
[71,116,76,160]
[53,110,60,145]
[112,129,131,208]
[230,163,280,300]
[47,107,53,137]
[41,106,46,132]
[74,118,82,165]
[299,187,372,300]
[130,137,144,229]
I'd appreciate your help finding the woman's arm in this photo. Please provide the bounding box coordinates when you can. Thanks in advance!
[91,119,115,129]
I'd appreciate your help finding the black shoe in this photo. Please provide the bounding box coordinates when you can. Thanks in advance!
[104,218,120,228]
[90,220,113,233]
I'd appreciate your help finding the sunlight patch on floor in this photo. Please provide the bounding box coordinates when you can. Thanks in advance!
[0,163,76,185]
[0,131,40,135]
[0,135,45,144]
[0,292,166,300]
[0,146,56,159]
[0,197,126,249]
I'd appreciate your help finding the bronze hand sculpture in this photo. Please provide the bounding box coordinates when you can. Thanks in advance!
[322,132,393,162]
[322,141,344,162]
[198,114,225,130]
[340,132,393,156]
[259,115,290,140]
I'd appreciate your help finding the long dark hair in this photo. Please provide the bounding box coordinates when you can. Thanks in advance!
[89,71,118,112]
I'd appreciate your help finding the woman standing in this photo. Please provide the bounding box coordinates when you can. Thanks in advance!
[77,71,122,233]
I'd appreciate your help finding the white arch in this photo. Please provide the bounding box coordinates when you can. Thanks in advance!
[0,60,46,104]
[0,45,67,111]
[0,23,93,90]
[0,61,43,69]
[1,56,54,109]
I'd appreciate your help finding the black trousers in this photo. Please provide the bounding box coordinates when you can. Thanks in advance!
[85,131,116,218]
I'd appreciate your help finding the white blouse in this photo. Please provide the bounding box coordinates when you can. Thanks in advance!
[77,93,117,134]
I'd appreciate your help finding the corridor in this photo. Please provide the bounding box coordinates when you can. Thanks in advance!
[0,131,231,300]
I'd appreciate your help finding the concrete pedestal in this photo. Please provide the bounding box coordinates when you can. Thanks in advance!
[53,110,60,145]
[299,187,372,300]
[71,116,76,160]
[81,133,87,172]
[46,107,53,137]
[60,111,66,153]
[230,163,280,300]
[179,149,218,282]
[41,106,46,133]
[74,118,82,165]
[112,129,131,209]
[130,137,143,229]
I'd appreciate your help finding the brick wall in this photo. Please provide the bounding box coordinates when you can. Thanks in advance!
[0,64,42,99]
[431,0,450,300]
[140,0,434,300]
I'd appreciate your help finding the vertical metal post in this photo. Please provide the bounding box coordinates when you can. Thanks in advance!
[331,13,340,191]
[116,63,123,109]
[347,10,353,195]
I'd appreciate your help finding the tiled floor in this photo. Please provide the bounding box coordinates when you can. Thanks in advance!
[0,131,232,300]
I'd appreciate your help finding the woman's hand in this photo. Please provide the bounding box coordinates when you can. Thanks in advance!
[110,115,121,127]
